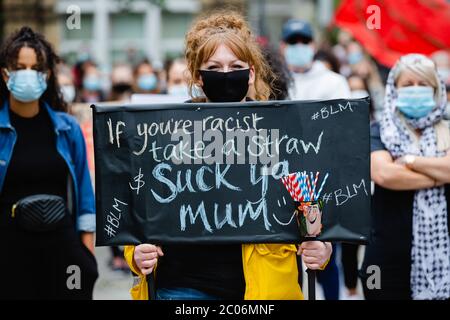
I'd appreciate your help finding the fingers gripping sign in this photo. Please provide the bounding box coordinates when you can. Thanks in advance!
[134,244,164,275]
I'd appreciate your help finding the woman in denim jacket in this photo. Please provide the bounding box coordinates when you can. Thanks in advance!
[0,27,97,299]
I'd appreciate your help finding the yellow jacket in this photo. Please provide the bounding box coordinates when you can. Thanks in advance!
[124,243,329,300]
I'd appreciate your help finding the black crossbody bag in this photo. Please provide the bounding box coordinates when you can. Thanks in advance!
[11,176,74,232]
[11,194,68,232]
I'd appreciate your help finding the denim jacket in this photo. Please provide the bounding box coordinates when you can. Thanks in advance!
[0,100,95,232]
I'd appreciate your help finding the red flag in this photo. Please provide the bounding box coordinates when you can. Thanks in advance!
[333,0,450,67]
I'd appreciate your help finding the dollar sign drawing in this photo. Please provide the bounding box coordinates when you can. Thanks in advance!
[129,168,145,195]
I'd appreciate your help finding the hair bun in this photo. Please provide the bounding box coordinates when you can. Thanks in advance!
[17,26,36,40]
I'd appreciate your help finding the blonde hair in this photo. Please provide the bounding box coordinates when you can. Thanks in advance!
[394,53,442,104]
[184,11,274,101]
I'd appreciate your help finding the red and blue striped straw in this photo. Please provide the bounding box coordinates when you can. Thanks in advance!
[311,171,319,201]
[298,172,307,201]
[305,173,312,201]
[281,176,294,200]
[289,172,302,201]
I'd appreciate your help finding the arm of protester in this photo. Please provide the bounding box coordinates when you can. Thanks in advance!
[81,232,95,255]
[371,150,436,190]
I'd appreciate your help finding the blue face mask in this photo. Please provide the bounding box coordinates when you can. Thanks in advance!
[83,75,102,91]
[6,69,47,102]
[168,84,189,96]
[396,86,436,119]
[284,44,314,68]
[348,51,363,65]
[137,74,157,91]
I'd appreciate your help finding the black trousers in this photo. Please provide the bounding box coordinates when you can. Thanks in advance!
[0,210,98,300]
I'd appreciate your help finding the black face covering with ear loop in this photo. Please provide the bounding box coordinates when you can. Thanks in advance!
[199,69,250,102]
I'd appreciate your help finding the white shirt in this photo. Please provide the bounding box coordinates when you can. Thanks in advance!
[289,61,351,100]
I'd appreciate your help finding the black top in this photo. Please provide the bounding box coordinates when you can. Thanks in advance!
[362,122,450,299]
[0,105,69,213]
[156,243,245,299]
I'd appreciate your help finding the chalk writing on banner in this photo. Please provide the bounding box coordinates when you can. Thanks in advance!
[92,98,371,245]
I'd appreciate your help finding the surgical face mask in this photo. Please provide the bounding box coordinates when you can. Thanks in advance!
[199,69,250,102]
[83,75,101,91]
[6,69,47,102]
[61,85,76,103]
[396,86,436,119]
[168,84,189,96]
[284,44,314,68]
[137,74,157,91]
[351,89,369,99]
[348,51,363,65]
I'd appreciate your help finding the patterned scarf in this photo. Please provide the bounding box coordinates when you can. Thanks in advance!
[380,55,450,300]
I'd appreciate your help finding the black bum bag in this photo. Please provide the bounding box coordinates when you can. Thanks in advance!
[11,194,69,232]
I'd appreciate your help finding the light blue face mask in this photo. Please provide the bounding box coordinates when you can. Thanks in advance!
[83,75,102,91]
[137,74,158,91]
[168,84,189,96]
[6,69,47,102]
[284,44,314,68]
[348,51,363,65]
[396,86,436,119]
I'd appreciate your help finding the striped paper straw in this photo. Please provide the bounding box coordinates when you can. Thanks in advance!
[301,171,308,201]
[291,172,303,201]
[297,172,305,201]
[281,176,295,200]
[315,172,329,199]
[311,171,319,201]
[305,173,312,201]
[290,174,300,201]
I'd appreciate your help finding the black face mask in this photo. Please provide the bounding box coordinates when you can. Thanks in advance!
[112,83,132,94]
[199,69,250,102]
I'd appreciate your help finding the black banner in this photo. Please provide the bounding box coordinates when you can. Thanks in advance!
[92,99,371,246]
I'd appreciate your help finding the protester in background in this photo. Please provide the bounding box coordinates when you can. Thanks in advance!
[345,41,385,120]
[123,11,333,300]
[280,18,347,300]
[332,29,353,77]
[165,58,189,97]
[314,48,341,74]
[260,44,293,100]
[431,50,450,85]
[346,42,366,74]
[281,19,350,102]
[0,27,98,299]
[362,54,450,300]
[431,51,450,119]
[57,64,77,107]
[72,51,92,91]
[109,63,134,102]
[133,59,160,94]
[347,73,375,121]
[78,61,104,103]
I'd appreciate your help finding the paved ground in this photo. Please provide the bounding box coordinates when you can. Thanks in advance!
[93,246,133,300]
